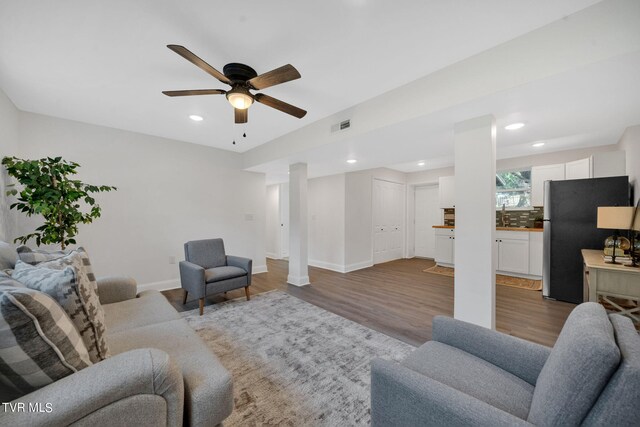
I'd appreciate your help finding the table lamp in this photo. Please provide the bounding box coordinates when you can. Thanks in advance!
[597,206,634,264]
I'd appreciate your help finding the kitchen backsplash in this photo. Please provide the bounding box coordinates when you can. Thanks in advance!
[442,207,544,228]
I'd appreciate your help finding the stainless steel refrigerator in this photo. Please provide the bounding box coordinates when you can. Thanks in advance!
[542,176,630,303]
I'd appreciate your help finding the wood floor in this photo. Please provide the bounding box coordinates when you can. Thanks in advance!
[162,258,575,347]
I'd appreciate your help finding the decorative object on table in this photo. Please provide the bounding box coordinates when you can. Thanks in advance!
[597,206,635,264]
[179,238,252,315]
[162,44,306,126]
[1,156,116,249]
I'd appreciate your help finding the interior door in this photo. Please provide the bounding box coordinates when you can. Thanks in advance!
[414,185,439,258]
[373,179,405,264]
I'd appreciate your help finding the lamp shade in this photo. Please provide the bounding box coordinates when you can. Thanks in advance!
[633,206,640,231]
[597,206,635,230]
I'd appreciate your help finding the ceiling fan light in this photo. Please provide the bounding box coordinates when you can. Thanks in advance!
[226,90,254,110]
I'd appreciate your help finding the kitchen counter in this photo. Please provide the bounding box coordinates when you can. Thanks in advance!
[432,225,543,232]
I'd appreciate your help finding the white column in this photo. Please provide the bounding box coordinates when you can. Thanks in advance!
[287,163,310,286]
[453,115,496,329]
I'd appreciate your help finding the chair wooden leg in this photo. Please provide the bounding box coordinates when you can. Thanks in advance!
[183,290,188,305]
[199,298,204,316]
[245,286,251,301]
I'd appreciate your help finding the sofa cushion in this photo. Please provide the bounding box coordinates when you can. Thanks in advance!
[17,246,98,292]
[108,318,233,426]
[0,241,17,271]
[103,290,181,334]
[582,314,640,426]
[184,239,226,269]
[528,302,620,426]
[402,340,534,419]
[0,287,92,400]
[205,266,247,284]
[0,272,25,288]
[13,257,110,363]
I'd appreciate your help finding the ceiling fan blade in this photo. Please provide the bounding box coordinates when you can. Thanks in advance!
[162,89,226,97]
[248,64,301,90]
[235,108,248,124]
[254,94,307,119]
[167,45,231,85]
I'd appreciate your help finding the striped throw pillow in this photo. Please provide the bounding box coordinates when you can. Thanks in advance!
[12,257,110,363]
[0,286,92,400]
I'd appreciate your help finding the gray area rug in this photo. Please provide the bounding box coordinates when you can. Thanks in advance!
[181,290,414,426]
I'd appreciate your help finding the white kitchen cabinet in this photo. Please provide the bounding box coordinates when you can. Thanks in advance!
[531,164,565,206]
[438,176,455,209]
[529,232,543,277]
[434,228,455,266]
[495,231,530,275]
[565,158,591,180]
[591,151,626,178]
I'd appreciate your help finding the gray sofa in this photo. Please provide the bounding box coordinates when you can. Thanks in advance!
[1,272,233,426]
[371,302,640,426]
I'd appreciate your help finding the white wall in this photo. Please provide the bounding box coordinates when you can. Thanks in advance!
[14,112,267,288]
[497,144,620,172]
[308,174,345,272]
[0,89,19,243]
[617,125,640,205]
[406,145,620,186]
[345,168,406,270]
[265,184,280,259]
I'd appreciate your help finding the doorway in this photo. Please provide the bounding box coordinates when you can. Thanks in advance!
[414,185,439,259]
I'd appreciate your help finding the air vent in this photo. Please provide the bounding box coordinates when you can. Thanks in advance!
[331,119,351,133]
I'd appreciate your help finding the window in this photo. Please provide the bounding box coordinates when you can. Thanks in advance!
[496,169,531,209]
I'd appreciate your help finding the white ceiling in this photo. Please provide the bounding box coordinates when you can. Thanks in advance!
[0,0,603,154]
[248,48,640,184]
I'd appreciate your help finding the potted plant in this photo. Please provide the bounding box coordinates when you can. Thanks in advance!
[2,156,116,249]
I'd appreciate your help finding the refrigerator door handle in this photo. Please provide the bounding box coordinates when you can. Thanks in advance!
[543,218,552,298]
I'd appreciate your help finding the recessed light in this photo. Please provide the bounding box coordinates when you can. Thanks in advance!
[505,122,525,130]
[346,159,357,164]
[532,142,545,147]
[417,161,425,167]
[189,115,203,122]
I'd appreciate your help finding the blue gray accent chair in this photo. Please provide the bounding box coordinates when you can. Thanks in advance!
[179,238,252,315]
[371,302,640,426]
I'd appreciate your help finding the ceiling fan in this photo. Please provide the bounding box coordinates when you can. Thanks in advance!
[162,45,307,124]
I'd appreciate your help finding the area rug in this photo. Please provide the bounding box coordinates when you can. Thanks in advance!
[181,290,414,426]
[423,265,542,291]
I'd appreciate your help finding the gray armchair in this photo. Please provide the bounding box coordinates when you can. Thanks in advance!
[179,238,252,315]
[371,302,640,426]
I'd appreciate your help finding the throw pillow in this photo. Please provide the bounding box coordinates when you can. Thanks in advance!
[0,287,92,400]
[16,246,98,292]
[12,258,110,362]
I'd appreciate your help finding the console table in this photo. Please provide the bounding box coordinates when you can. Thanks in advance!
[582,249,640,323]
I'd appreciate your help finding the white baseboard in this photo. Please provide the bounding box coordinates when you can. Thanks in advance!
[265,252,280,260]
[308,259,347,273]
[253,265,268,274]
[138,266,269,292]
[137,279,180,293]
[344,260,373,273]
[287,275,310,286]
